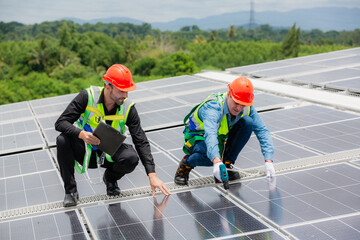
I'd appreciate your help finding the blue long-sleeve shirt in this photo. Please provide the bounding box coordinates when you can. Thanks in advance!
[199,94,274,162]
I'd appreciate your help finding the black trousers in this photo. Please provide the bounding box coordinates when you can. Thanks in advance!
[56,133,139,194]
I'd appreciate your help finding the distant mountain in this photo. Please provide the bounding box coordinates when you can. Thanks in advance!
[63,7,360,32]
[151,7,360,31]
[62,17,144,25]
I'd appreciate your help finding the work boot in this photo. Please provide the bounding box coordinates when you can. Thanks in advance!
[174,155,193,185]
[63,192,79,207]
[103,173,121,196]
[224,160,241,181]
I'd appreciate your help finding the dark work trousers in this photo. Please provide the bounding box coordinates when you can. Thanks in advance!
[185,116,253,167]
[56,133,139,194]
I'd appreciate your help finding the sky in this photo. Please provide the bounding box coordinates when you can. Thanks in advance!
[0,0,359,24]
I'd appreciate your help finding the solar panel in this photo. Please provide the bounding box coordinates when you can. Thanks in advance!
[0,150,55,179]
[0,131,45,155]
[324,77,360,92]
[0,210,89,240]
[1,170,63,211]
[229,163,360,227]
[252,64,326,78]
[82,187,279,240]
[274,118,360,153]
[259,105,360,133]
[0,101,29,112]
[292,68,360,84]
[0,105,34,123]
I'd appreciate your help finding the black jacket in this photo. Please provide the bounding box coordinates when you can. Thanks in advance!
[55,89,155,174]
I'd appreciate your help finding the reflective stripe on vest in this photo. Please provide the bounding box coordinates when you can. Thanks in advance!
[74,86,134,174]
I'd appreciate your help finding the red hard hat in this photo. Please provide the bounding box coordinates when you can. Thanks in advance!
[228,77,254,106]
[103,64,136,92]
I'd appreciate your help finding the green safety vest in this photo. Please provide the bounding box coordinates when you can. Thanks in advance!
[183,92,250,157]
[74,86,134,174]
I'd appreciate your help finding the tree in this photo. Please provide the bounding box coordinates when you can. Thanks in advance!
[209,30,217,41]
[282,23,300,57]
[151,52,197,76]
[227,25,236,40]
[134,57,156,76]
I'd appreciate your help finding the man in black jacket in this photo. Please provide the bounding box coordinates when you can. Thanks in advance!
[55,64,171,207]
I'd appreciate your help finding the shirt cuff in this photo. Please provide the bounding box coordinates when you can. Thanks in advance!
[264,153,273,161]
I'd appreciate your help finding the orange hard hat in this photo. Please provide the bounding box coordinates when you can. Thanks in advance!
[228,77,254,106]
[103,64,136,92]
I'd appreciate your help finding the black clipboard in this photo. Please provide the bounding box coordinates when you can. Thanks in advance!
[93,121,126,157]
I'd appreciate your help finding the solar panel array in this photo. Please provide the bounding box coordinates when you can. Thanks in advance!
[1,47,360,240]
[228,47,360,94]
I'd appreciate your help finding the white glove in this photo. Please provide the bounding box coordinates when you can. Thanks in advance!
[213,162,225,182]
[265,161,275,178]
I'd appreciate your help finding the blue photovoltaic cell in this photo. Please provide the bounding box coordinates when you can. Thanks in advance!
[312,55,360,68]
[0,210,89,240]
[84,187,269,240]
[228,163,360,226]
[135,97,186,113]
[0,106,34,123]
[252,64,324,78]
[0,131,45,155]
[139,105,190,130]
[137,75,200,88]
[0,150,55,179]
[286,215,360,239]
[259,105,360,133]
[275,118,360,154]
[292,68,360,84]
[29,93,76,108]
[228,61,291,74]
[0,170,63,211]
[325,77,360,91]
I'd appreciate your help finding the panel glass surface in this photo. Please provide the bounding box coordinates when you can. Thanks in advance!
[83,187,269,240]
[252,64,325,78]
[228,61,291,74]
[0,106,33,123]
[0,170,63,211]
[0,210,89,240]
[325,77,360,91]
[275,118,360,153]
[0,131,45,155]
[286,213,360,239]
[136,97,186,113]
[32,102,70,116]
[0,101,29,112]
[259,105,360,133]
[137,75,200,88]
[228,163,360,227]
[292,68,360,83]
[29,93,76,108]
[139,105,191,130]
[152,79,224,94]
[0,150,55,179]
[312,55,360,68]
[0,119,39,135]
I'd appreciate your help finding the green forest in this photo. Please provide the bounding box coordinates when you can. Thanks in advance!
[0,20,359,104]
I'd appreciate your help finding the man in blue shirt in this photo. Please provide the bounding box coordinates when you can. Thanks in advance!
[174,77,275,185]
